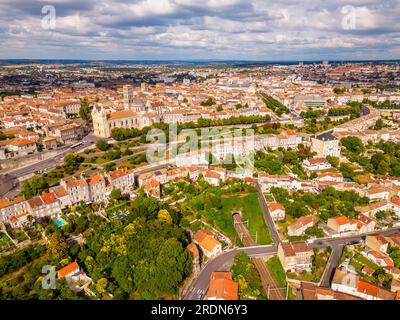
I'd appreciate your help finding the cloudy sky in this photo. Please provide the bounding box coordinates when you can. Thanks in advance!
[0,0,399,60]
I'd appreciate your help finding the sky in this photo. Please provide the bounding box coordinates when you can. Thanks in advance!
[0,0,399,61]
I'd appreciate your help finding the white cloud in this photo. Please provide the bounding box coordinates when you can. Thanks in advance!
[0,0,398,60]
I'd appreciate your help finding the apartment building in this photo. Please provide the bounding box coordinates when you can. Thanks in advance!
[311,132,340,158]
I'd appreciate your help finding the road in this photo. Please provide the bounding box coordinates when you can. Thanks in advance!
[0,133,103,178]
[256,182,280,244]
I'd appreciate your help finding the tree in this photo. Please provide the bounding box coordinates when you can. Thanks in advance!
[377,160,390,175]
[157,209,173,224]
[326,156,340,168]
[64,153,84,168]
[96,278,108,294]
[79,97,92,121]
[96,139,110,151]
[341,136,365,154]
[47,233,69,260]
[110,189,122,201]
[373,118,384,130]
[21,176,49,198]
[216,105,223,112]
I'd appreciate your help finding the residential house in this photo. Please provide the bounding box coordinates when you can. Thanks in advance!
[107,167,135,192]
[277,242,313,273]
[366,235,389,253]
[357,214,376,233]
[86,173,108,203]
[365,186,391,201]
[258,173,301,192]
[302,158,332,172]
[301,282,361,300]
[331,269,396,300]
[0,196,29,226]
[317,172,344,183]
[327,216,359,233]
[193,230,222,259]
[267,203,286,221]
[365,249,394,268]
[60,178,90,204]
[143,179,161,199]
[206,272,238,300]
[58,261,92,294]
[355,200,391,218]
[287,216,319,237]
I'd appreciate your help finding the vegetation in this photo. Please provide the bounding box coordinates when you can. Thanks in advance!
[333,87,346,94]
[200,97,216,107]
[231,252,266,300]
[79,97,93,121]
[364,98,400,110]
[21,176,49,198]
[266,256,287,287]
[300,109,325,119]
[0,244,46,277]
[258,92,289,116]
[0,192,192,300]
[340,138,400,177]
[95,140,110,151]
[110,114,271,141]
[271,186,369,221]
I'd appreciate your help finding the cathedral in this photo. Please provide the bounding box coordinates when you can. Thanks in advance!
[92,85,160,138]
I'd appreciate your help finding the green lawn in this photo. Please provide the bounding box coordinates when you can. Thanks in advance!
[203,193,271,245]
[266,256,287,287]
[224,193,271,244]
[353,253,380,270]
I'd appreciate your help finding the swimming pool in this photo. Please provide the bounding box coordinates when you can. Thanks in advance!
[54,218,67,227]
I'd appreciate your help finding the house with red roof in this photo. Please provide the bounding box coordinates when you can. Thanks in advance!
[327,216,358,234]
[206,272,238,300]
[107,167,135,192]
[267,202,285,221]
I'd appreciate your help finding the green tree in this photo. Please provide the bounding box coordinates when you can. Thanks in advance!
[157,209,173,224]
[21,176,49,198]
[79,97,92,121]
[110,189,122,201]
[326,156,340,168]
[96,139,110,151]
[47,233,69,260]
[341,136,365,154]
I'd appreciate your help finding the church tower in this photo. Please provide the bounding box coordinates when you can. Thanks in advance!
[123,85,135,110]
[92,106,110,137]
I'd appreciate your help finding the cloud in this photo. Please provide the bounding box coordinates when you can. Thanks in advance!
[0,0,398,60]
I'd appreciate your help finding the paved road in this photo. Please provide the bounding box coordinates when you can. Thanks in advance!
[256,182,280,244]
[0,134,103,178]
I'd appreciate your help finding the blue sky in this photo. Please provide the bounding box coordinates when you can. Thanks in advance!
[0,0,399,60]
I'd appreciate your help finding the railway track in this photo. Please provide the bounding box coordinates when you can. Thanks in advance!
[233,212,285,300]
